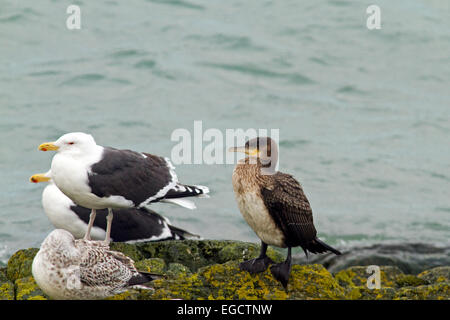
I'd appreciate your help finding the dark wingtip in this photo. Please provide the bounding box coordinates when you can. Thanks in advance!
[128,272,164,286]
[168,224,201,240]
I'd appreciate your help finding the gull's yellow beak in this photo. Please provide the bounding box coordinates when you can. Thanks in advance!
[30,173,51,183]
[228,146,259,156]
[38,142,59,151]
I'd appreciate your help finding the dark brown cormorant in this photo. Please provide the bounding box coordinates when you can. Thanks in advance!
[230,137,341,288]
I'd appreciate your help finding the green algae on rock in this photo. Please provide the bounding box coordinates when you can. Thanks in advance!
[15,276,48,300]
[333,265,449,300]
[334,266,405,289]
[167,263,192,277]
[135,258,166,274]
[0,267,15,300]
[418,266,450,284]
[0,282,15,300]
[6,248,39,282]
[0,268,8,283]
[394,282,449,300]
[2,240,449,300]
[111,240,284,272]
[127,261,345,300]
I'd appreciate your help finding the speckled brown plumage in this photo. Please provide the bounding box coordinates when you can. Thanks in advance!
[231,137,341,289]
[32,229,159,299]
[231,138,341,256]
[233,159,317,251]
[260,171,317,248]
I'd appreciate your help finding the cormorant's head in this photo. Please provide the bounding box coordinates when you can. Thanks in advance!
[229,136,278,173]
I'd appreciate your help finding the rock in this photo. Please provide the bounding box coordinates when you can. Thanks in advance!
[6,248,39,282]
[287,264,346,299]
[3,240,449,300]
[109,242,144,262]
[217,242,284,264]
[395,275,429,287]
[394,283,449,300]
[332,265,449,300]
[139,261,345,300]
[298,243,450,274]
[0,277,14,300]
[135,258,166,274]
[106,290,146,300]
[334,266,405,289]
[0,268,8,283]
[0,267,14,300]
[417,266,450,284]
[112,240,284,272]
[15,276,48,300]
[167,263,191,277]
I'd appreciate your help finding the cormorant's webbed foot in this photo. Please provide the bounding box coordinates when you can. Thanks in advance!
[270,247,292,289]
[239,242,273,274]
[239,256,274,273]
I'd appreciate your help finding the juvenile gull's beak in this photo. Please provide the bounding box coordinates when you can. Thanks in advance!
[30,173,51,183]
[38,142,59,151]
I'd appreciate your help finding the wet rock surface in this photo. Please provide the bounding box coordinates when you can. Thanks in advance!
[296,243,450,275]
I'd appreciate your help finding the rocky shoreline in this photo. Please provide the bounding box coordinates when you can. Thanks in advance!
[1,240,448,300]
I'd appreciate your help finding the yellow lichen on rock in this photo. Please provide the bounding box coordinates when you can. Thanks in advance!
[15,276,48,300]
[0,281,15,300]
[6,248,39,282]
[288,264,346,299]
[2,241,449,300]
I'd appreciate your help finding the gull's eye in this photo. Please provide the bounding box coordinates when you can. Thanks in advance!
[67,142,75,145]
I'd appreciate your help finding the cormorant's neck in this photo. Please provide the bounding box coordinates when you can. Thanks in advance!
[242,157,277,176]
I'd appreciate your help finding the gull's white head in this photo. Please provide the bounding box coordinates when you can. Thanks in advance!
[38,132,98,155]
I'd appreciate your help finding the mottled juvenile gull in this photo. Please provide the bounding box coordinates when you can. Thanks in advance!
[230,137,341,288]
[32,229,160,300]
[38,132,209,244]
[30,172,200,242]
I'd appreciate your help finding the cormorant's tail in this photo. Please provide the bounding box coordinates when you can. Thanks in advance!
[306,238,341,255]
[168,224,201,240]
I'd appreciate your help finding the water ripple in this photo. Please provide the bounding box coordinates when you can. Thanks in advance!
[360,178,397,189]
[134,60,156,69]
[147,0,205,10]
[199,62,314,85]
[60,73,105,86]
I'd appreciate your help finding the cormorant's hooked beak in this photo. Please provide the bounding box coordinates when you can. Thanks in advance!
[38,142,59,151]
[228,146,259,156]
[30,173,51,183]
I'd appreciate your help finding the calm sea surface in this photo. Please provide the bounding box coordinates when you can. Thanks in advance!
[0,0,449,264]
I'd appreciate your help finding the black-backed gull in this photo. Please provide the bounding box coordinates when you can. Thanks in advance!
[38,132,209,244]
[30,172,200,242]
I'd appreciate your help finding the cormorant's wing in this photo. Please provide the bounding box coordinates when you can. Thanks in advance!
[261,172,317,247]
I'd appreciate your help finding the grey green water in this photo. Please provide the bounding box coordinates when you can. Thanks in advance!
[0,0,449,265]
